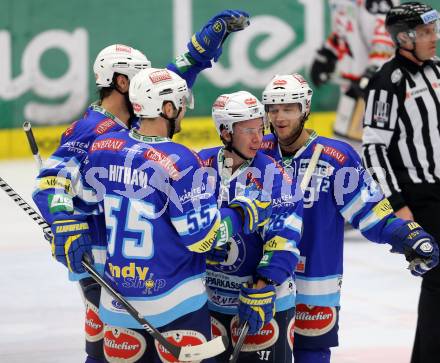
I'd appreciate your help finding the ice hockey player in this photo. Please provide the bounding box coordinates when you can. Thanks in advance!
[57,67,272,362]
[32,10,250,363]
[259,72,439,363]
[310,0,398,142]
[198,91,303,362]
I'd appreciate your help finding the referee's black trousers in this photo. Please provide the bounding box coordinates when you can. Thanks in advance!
[401,183,440,363]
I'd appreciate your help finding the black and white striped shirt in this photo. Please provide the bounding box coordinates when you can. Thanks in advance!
[362,51,440,211]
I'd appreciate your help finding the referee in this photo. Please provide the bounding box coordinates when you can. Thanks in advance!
[362,3,440,363]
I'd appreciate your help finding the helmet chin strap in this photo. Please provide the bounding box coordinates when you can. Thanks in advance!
[223,134,252,161]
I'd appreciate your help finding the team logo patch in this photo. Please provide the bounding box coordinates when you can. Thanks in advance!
[94,118,117,135]
[149,70,172,84]
[90,138,126,152]
[295,305,337,337]
[211,316,228,338]
[321,145,347,165]
[103,326,146,363]
[287,316,295,350]
[84,301,104,342]
[230,315,279,352]
[155,330,206,363]
[144,147,180,180]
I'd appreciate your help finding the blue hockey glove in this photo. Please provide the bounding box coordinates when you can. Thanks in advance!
[51,217,93,274]
[187,9,250,63]
[238,283,276,335]
[229,185,272,234]
[390,222,439,277]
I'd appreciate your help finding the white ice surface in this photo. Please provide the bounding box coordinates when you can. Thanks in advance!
[0,160,420,363]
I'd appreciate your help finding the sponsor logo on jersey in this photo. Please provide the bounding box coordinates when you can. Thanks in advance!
[90,138,126,152]
[295,256,306,273]
[63,120,78,138]
[230,315,279,352]
[94,118,117,135]
[373,198,393,219]
[85,300,104,342]
[294,305,337,337]
[211,316,228,338]
[48,193,73,213]
[213,95,229,109]
[149,70,172,84]
[179,185,210,205]
[38,176,71,194]
[108,262,167,293]
[205,270,247,291]
[115,44,132,53]
[287,316,295,350]
[265,155,293,184]
[155,330,206,363]
[260,140,275,151]
[321,145,347,165]
[202,156,215,167]
[103,326,146,363]
[144,147,180,180]
[61,140,89,154]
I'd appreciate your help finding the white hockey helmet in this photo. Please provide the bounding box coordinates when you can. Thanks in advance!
[262,74,313,117]
[93,44,151,88]
[212,91,265,135]
[129,67,191,118]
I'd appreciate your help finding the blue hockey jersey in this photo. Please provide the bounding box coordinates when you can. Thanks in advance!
[260,130,407,306]
[33,105,127,279]
[78,129,223,328]
[198,146,303,315]
[32,59,208,281]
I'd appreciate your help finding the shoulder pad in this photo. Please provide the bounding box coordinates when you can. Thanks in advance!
[365,0,394,14]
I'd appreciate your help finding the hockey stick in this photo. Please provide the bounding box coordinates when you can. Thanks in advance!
[300,144,324,192]
[228,322,249,363]
[0,176,228,361]
[23,121,43,170]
